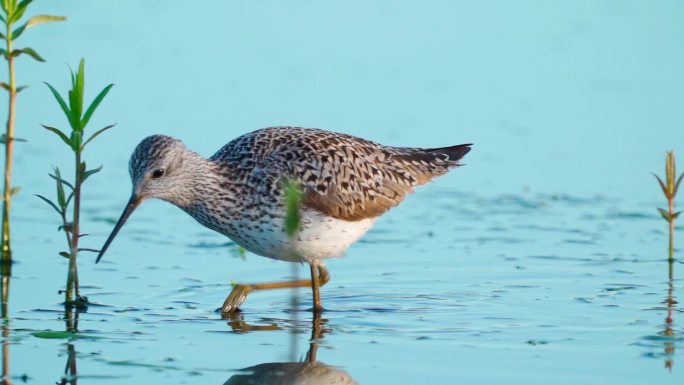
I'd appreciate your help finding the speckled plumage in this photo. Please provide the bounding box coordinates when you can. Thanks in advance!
[97,126,471,312]
[125,126,471,261]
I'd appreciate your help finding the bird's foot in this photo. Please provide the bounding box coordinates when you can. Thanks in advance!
[221,284,256,314]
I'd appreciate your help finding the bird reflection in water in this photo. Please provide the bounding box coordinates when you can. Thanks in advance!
[224,313,358,385]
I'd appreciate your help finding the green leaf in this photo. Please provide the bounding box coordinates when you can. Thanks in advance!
[0,82,9,92]
[11,47,44,62]
[68,89,81,128]
[58,251,70,258]
[236,245,246,261]
[71,58,85,125]
[675,173,683,196]
[82,165,102,182]
[658,208,672,222]
[64,190,74,209]
[70,130,82,152]
[0,0,8,14]
[12,15,66,42]
[44,82,71,120]
[10,22,25,39]
[0,49,7,60]
[66,62,75,90]
[9,0,32,23]
[25,14,65,28]
[54,167,66,209]
[82,124,115,149]
[10,186,20,196]
[31,328,71,340]
[0,32,5,39]
[41,124,71,148]
[653,173,668,198]
[31,330,103,340]
[78,248,99,253]
[284,180,302,237]
[82,84,113,129]
[15,84,27,92]
[48,171,74,191]
[35,194,62,215]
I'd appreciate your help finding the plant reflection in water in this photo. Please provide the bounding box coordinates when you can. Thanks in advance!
[2,273,9,385]
[663,259,678,371]
[56,307,80,385]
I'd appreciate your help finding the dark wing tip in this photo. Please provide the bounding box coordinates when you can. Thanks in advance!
[427,143,473,162]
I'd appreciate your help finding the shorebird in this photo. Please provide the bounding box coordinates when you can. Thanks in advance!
[96,126,471,313]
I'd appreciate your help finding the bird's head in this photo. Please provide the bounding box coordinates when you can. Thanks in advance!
[128,134,193,202]
[96,134,201,263]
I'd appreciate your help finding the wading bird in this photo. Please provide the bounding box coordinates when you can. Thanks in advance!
[96,126,471,313]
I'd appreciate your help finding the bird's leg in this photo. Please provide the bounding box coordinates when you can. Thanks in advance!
[221,262,330,314]
[310,260,330,312]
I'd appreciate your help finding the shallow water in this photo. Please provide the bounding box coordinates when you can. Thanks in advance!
[4,188,683,384]
[2,1,684,384]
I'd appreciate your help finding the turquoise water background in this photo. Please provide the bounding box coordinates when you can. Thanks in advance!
[1,1,683,384]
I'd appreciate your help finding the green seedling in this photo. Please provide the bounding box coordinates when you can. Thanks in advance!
[284,179,303,238]
[37,59,114,307]
[283,179,303,313]
[0,0,64,262]
[653,150,683,263]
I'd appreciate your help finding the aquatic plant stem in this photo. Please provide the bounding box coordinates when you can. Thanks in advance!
[0,26,16,261]
[66,151,82,304]
[669,197,675,264]
[61,212,74,301]
[43,59,113,307]
[654,150,682,269]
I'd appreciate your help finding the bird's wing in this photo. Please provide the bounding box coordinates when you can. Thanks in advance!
[243,127,471,221]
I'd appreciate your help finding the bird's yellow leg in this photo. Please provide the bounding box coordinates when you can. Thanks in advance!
[310,260,330,312]
[221,262,330,314]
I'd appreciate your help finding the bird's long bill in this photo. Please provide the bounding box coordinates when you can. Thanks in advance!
[95,195,142,264]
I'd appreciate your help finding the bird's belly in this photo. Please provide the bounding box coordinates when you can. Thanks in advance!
[222,209,376,262]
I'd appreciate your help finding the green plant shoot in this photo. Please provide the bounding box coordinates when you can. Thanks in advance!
[0,0,65,263]
[38,59,114,307]
[653,150,683,264]
[284,179,303,238]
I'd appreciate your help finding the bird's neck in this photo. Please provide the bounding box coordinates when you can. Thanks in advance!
[162,151,215,206]
[169,152,242,222]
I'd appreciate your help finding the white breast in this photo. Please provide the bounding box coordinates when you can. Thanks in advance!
[227,209,376,262]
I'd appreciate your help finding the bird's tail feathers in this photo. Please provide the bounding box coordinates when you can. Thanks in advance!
[425,143,472,163]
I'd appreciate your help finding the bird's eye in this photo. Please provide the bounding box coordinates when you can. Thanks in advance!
[151,169,165,179]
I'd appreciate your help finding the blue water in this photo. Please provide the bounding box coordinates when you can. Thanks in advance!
[2,1,683,384]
